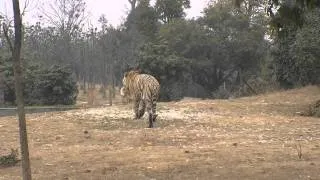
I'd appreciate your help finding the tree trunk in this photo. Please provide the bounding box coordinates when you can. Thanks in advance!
[108,85,113,106]
[112,74,116,98]
[12,0,32,179]
[101,79,107,98]
[102,58,107,98]
[0,71,4,105]
[107,64,114,106]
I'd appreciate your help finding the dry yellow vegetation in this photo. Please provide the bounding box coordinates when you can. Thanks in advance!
[0,86,319,180]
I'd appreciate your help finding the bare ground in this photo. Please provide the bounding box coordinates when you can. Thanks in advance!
[0,86,320,180]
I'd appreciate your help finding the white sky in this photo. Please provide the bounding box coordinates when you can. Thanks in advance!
[0,0,210,27]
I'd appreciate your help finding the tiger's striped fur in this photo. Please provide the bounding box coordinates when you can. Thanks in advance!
[120,70,160,128]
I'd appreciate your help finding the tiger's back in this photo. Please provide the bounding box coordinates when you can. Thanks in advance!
[135,74,160,102]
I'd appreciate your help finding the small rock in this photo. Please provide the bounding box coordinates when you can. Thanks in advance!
[232,143,238,147]
[84,130,88,134]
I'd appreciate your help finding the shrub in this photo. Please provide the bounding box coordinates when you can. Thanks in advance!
[0,148,19,167]
[137,43,194,101]
[301,100,320,118]
[1,59,78,105]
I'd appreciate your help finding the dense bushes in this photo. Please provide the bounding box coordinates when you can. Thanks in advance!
[137,4,268,101]
[271,8,320,88]
[1,59,78,105]
[138,42,194,101]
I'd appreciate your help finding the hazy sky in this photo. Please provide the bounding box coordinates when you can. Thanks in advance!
[0,0,209,27]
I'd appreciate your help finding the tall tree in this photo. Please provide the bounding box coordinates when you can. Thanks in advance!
[258,0,320,87]
[39,0,87,64]
[125,0,158,38]
[138,0,268,100]
[155,0,190,23]
[12,0,32,179]
[40,0,87,36]
[234,0,320,30]
[128,0,138,11]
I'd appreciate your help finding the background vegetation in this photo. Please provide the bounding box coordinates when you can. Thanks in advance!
[0,0,319,103]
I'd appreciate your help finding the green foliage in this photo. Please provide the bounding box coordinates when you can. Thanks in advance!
[234,0,320,89]
[140,0,267,100]
[156,19,223,93]
[8,0,318,102]
[1,58,78,105]
[0,148,19,167]
[25,65,78,105]
[266,0,320,34]
[271,8,320,87]
[125,1,159,38]
[155,0,190,23]
[299,99,320,117]
[291,9,320,84]
[138,42,193,101]
[304,100,320,117]
[138,1,268,100]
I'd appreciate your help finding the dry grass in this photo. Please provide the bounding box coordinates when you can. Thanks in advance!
[76,86,125,108]
[0,86,319,180]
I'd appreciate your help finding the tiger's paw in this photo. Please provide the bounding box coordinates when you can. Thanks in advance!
[133,115,141,120]
[152,114,158,122]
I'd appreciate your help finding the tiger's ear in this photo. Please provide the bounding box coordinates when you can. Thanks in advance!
[124,72,128,77]
[132,66,141,73]
[133,68,141,74]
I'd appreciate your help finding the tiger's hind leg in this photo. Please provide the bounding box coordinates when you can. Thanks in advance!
[151,100,157,122]
[146,100,154,128]
[137,100,146,119]
[133,99,146,119]
[133,99,140,119]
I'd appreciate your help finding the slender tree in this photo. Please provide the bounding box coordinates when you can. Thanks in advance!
[12,0,32,179]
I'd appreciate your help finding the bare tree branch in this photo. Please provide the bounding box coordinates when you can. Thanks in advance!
[39,0,88,36]
[2,22,14,52]
[128,0,137,11]
[21,0,30,17]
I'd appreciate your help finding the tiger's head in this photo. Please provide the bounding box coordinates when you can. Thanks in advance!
[120,70,140,98]
[120,86,127,97]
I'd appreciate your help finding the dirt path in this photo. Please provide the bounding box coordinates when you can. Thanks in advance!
[1,86,319,180]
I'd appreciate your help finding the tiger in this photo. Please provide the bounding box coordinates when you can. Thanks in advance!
[120,70,160,128]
